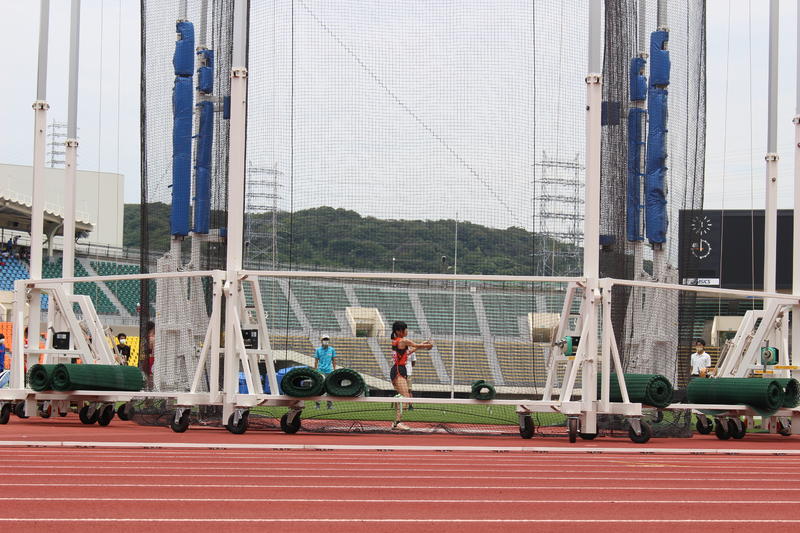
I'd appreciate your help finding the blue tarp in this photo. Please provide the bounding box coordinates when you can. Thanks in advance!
[649,30,670,87]
[645,88,668,243]
[197,49,214,94]
[193,100,214,234]
[626,107,646,241]
[171,76,193,237]
[173,21,195,77]
[630,57,647,101]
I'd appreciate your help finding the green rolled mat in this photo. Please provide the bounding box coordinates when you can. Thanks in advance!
[27,364,59,392]
[51,364,144,392]
[599,374,674,408]
[687,378,784,414]
[775,378,800,408]
[324,368,366,397]
[470,379,496,400]
[280,367,325,397]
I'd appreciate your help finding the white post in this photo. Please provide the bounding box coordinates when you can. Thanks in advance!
[223,0,249,420]
[764,0,779,295]
[27,0,50,373]
[581,0,603,435]
[793,1,800,370]
[62,0,81,294]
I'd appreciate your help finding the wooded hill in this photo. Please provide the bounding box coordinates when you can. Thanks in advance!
[124,204,581,275]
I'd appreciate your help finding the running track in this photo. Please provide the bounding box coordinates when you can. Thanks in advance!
[2,418,800,532]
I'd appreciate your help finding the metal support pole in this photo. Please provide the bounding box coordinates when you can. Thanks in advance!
[223,0,249,420]
[580,0,603,435]
[764,0,779,295]
[63,0,81,293]
[584,0,602,281]
[793,2,800,370]
[28,0,51,371]
[30,0,50,281]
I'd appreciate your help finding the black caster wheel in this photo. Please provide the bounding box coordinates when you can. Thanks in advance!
[116,403,132,421]
[696,419,713,435]
[280,412,302,435]
[39,403,52,419]
[0,404,11,425]
[714,419,730,440]
[79,405,99,425]
[629,421,652,444]
[777,420,792,436]
[170,409,191,433]
[14,402,28,419]
[567,418,578,443]
[97,405,115,427]
[728,418,746,439]
[579,432,598,440]
[227,410,249,434]
[519,415,534,439]
[651,410,664,424]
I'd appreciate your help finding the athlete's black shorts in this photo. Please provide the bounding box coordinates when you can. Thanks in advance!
[390,365,408,381]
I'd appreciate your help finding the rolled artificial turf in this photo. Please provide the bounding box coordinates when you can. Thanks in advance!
[600,374,674,408]
[324,368,365,397]
[27,364,59,391]
[687,377,784,414]
[280,367,325,397]
[470,379,496,400]
[51,364,144,392]
[774,378,800,408]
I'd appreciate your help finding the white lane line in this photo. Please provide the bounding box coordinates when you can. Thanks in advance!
[1,518,799,524]
[1,472,795,483]
[2,440,799,455]
[2,482,798,491]
[4,464,797,476]
[4,448,800,463]
[1,497,799,504]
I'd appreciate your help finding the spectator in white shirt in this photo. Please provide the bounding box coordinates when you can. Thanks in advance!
[690,338,712,378]
[405,350,417,410]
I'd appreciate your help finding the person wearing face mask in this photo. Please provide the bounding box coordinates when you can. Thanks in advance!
[314,334,336,409]
[116,333,131,365]
[0,333,7,374]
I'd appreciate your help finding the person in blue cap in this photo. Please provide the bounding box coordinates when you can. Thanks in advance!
[314,334,336,409]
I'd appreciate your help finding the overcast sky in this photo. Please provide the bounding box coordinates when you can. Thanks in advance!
[0,0,798,213]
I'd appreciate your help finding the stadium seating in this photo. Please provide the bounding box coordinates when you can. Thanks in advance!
[495,341,547,387]
[260,280,303,330]
[42,258,118,315]
[91,261,142,314]
[481,293,534,336]
[434,339,493,385]
[353,286,420,332]
[0,257,29,291]
[418,292,481,336]
[290,280,346,331]
[329,336,385,379]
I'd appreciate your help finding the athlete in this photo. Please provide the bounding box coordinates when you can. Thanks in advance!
[389,320,432,430]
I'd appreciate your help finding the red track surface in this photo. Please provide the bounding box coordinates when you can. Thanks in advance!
[2,417,800,532]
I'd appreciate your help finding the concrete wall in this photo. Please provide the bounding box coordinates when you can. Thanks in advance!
[0,163,124,247]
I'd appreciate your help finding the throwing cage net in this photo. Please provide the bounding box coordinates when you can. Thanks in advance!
[138,0,705,437]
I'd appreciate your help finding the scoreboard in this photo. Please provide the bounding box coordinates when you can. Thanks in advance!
[678,209,794,290]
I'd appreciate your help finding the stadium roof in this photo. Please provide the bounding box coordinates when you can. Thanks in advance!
[0,192,93,238]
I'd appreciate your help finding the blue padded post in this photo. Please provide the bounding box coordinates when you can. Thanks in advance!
[626,107,646,242]
[644,29,670,244]
[644,88,668,244]
[197,49,214,94]
[170,20,195,238]
[630,57,647,101]
[173,21,195,77]
[171,76,193,237]
[649,30,670,88]
[193,100,214,234]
